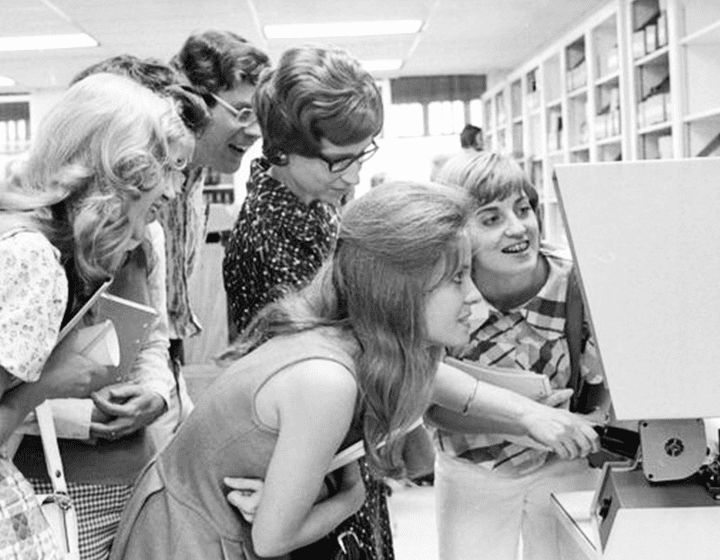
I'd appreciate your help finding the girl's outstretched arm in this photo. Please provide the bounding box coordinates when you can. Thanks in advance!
[429,361,599,460]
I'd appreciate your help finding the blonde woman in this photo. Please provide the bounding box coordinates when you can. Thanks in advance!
[8,72,193,560]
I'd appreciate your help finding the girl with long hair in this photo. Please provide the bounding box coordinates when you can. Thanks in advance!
[110,181,480,560]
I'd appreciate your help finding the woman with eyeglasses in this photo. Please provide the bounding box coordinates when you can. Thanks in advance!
[221,46,387,559]
[222,45,382,336]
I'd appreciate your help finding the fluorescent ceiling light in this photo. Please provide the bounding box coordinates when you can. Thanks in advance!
[264,20,423,39]
[0,33,98,52]
[362,59,403,72]
[0,76,15,87]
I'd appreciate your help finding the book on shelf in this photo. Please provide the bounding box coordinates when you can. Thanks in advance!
[444,357,552,401]
[94,293,158,382]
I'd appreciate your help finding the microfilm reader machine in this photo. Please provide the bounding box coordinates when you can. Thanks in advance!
[550,159,720,560]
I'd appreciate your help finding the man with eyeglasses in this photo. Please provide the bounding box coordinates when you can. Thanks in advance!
[159,31,269,364]
[222,44,391,560]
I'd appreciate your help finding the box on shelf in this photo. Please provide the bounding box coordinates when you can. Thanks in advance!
[596,111,609,140]
[567,61,587,92]
[526,91,539,111]
[656,11,667,47]
[657,134,673,159]
[607,45,619,74]
[643,94,665,126]
[662,92,672,121]
[633,29,646,59]
[578,121,589,146]
[610,109,622,137]
[645,23,657,54]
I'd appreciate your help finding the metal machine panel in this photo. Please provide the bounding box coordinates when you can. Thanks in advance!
[553,159,720,421]
[593,466,720,558]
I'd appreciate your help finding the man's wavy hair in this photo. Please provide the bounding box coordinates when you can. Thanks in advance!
[221,181,471,476]
[0,73,190,293]
[254,46,384,164]
[171,30,270,107]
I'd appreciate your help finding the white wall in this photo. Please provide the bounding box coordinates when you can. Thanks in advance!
[356,133,461,198]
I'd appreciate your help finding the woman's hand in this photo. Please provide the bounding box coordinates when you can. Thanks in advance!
[225,477,264,523]
[521,400,599,460]
[89,382,166,440]
[224,461,366,525]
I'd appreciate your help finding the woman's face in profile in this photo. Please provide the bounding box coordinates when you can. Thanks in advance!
[282,136,376,206]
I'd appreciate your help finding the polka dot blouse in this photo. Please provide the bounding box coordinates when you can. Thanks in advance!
[222,158,340,333]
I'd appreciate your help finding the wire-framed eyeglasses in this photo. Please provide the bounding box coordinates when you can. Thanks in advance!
[317,141,379,173]
[210,93,257,127]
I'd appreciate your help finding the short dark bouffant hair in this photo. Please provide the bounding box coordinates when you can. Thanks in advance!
[254,46,383,162]
[460,124,482,148]
[171,30,270,104]
[71,54,211,135]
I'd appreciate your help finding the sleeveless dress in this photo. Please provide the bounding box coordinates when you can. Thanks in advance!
[109,327,365,560]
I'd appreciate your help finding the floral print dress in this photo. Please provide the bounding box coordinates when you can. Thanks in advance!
[0,229,67,559]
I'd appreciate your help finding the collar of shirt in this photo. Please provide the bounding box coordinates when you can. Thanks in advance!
[474,246,574,341]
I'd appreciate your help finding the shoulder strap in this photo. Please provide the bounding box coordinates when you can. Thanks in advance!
[565,267,585,412]
[36,401,69,494]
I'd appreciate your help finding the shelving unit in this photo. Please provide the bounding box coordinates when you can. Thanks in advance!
[480,0,720,246]
[677,1,720,157]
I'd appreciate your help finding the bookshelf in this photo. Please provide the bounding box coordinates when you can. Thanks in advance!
[480,0,720,245]
[677,1,720,157]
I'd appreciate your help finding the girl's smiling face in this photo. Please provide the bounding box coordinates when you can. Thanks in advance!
[470,191,540,282]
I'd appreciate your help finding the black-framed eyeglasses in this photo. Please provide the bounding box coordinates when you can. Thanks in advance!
[317,141,379,173]
[210,93,257,127]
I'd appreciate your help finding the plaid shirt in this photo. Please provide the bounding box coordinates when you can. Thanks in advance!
[438,245,602,475]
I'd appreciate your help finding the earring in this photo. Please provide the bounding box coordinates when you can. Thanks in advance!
[267,148,288,166]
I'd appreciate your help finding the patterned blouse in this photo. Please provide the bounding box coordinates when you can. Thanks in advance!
[0,228,66,558]
[0,229,67,383]
[156,167,207,340]
[222,157,340,333]
[438,245,602,476]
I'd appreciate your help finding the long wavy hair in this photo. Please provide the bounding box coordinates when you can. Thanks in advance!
[0,73,191,293]
[222,182,471,476]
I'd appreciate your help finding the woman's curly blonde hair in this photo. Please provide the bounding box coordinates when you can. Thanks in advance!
[0,73,191,292]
